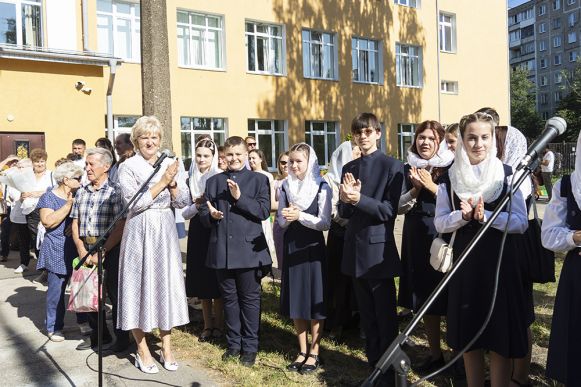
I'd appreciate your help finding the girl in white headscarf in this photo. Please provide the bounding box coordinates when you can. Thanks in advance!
[183,139,224,342]
[541,129,581,386]
[434,112,529,387]
[397,120,454,372]
[322,141,360,339]
[277,143,332,373]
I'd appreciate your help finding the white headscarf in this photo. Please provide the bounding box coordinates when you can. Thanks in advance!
[569,131,581,209]
[449,122,505,204]
[500,126,528,167]
[285,143,323,211]
[407,140,455,169]
[188,140,221,199]
[326,141,354,184]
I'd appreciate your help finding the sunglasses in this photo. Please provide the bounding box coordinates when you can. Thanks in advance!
[247,142,257,146]
[353,128,378,138]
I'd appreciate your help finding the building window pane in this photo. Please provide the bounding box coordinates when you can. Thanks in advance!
[395,0,418,8]
[397,124,416,160]
[177,11,224,69]
[439,13,456,52]
[304,121,337,167]
[352,37,381,84]
[247,119,287,170]
[0,1,43,46]
[302,29,337,80]
[107,115,139,141]
[97,0,140,61]
[180,116,227,166]
[0,2,17,44]
[396,43,422,87]
[245,21,285,75]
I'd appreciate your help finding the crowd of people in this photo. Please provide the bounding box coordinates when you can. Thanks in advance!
[0,109,578,386]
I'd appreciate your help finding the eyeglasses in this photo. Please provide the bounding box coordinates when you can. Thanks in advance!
[279,161,288,165]
[353,128,378,137]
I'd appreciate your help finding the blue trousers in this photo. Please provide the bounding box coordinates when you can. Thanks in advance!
[46,271,68,333]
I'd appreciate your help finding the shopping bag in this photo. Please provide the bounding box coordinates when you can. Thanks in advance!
[67,260,101,312]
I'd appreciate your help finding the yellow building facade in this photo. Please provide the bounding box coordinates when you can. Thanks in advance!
[0,0,510,169]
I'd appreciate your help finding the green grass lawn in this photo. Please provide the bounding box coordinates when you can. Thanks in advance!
[166,258,564,386]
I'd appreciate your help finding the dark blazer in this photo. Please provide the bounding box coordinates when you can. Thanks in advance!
[338,150,404,279]
[199,167,272,270]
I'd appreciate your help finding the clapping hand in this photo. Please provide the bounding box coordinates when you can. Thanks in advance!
[339,173,361,204]
[226,179,241,200]
[282,205,300,222]
[163,160,179,186]
[460,198,474,221]
[207,201,224,220]
[473,197,485,222]
[409,167,423,190]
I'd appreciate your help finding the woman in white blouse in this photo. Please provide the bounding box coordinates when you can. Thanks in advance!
[541,129,581,386]
[434,112,528,387]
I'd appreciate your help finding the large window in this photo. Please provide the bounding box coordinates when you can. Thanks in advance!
[245,21,284,75]
[396,43,422,87]
[97,0,140,61]
[247,119,287,171]
[539,22,547,33]
[554,53,562,65]
[351,37,382,84]
[0,0,42,46]
[397,124,416,160]
[177,11,224,69]
[395,0,418,8]
[302,29,338,80]
[107,115,138,139]
[570,51,578,62]
[304,121,338,167]
[439,13,456,53]
[568,31,577,44]
[180,117,227,165]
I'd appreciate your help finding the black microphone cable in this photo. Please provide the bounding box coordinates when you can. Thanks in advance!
[411,172,517,386]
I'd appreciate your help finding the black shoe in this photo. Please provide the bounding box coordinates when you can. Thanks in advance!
[299,353,321,374]
[286,352,307,371]
[76,337,113,351]
[413,355,445,373]
[222,348,240,361]
[240,352,257,367]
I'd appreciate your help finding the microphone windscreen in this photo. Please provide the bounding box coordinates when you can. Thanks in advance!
[546,117,567,135]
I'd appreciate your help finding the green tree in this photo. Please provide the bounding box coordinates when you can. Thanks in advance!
[556,59,581,142]
[510,68,542,138]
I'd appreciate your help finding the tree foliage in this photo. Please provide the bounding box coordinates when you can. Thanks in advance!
[556,59,581,142]
[510,68,542,139]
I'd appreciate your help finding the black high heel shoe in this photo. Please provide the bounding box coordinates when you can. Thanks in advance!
[286,352,307,371]
[299,353,321,374]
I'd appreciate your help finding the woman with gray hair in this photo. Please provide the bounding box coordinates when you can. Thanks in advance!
[36,162,83,342]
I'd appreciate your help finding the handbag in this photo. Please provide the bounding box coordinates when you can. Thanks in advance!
[430,187,456,273]
[67,263,102,312]
[526,199,556,283]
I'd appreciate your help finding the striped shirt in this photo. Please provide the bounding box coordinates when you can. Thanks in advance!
[70,179,122,237]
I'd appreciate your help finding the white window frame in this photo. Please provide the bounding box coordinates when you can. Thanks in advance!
[539,4,547,15]
[568,31,577,43]
[554,53,562,65]
[553,36,562,47]
[97,0,140,61]
[304,121,338,168]
[539,22,546,33]
[554,91,562,102]
[180,117,228,162]
[568,0,576,5]
[439,12,456,53]
[540,93,548,104]
[394,0,419,8]
[553,0,561,9]
[540,75,548,86]
[568,12,578,27]
[0,0,42,46]
[351,37,383,84]
[553,17,562,29]
[509,30,521,42]
[570,51,578,62]
[247,119,288,171]
[440,80,458,94]
[554,72,563,83]
[302,29,338,80]
[177,10,225,70]
[245,20,285,76]
[397,124,416,160]
[396,43,422,88]
[539,40,547,51]
[107,115,139,139]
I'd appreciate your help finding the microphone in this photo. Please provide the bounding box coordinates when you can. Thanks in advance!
[153,149,174,169]
[516,117,566,171]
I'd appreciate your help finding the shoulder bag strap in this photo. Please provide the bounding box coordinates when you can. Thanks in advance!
[449,186,457,247]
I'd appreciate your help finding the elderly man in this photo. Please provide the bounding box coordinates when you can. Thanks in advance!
[71,147,129,352]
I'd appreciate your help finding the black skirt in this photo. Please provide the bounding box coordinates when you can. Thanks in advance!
[185,214,221,299]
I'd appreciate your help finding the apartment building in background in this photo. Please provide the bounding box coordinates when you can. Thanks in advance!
[509,0,581,120]
[0,0,510,168]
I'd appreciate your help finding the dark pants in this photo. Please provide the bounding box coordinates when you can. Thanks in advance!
[14,223,31,266]
[26,208,41,257]
[1,209,12,257]
[542,172,553,200]
[46,271,68,333]
[217,268,261,353]
[353,277,398,367]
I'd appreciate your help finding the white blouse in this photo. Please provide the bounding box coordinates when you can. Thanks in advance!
[277,182,332,232]
[434,175,528,235]
[541,180,581,252]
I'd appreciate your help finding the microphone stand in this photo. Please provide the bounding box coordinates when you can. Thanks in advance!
[74,161,166,387]
[362,165,534,387]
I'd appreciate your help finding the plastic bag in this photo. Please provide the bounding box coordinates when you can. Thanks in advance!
[67,259,101,312]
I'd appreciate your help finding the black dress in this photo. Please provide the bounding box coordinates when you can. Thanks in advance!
[398,164,448,315]
[280,183,327,320]
[546,175,581,385]
[443,166,528,358]
[186,214,221,299]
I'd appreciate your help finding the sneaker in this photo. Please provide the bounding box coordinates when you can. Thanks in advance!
[14,264,28,274]
[33,271,48,285]
[48,331,65,342]
[78,322,92,336]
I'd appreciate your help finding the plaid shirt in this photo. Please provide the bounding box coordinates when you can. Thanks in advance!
[70,179,122,237]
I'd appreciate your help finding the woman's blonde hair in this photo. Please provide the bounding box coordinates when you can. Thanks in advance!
[130,116,162,149]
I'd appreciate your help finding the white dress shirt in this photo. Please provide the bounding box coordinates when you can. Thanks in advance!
[541,180,581,252]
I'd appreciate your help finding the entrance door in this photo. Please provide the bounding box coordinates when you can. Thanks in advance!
[0,132,45,159]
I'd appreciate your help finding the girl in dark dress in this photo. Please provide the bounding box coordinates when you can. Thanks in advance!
[398,120,454,371]
[434,113,529,387]
[277,143,332,374]
[542,129,581,386]
[184,139,224,342]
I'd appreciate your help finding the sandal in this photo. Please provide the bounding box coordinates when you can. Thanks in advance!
[212,328,223,339]
[299,353,321,374]
[198,328,213,342]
